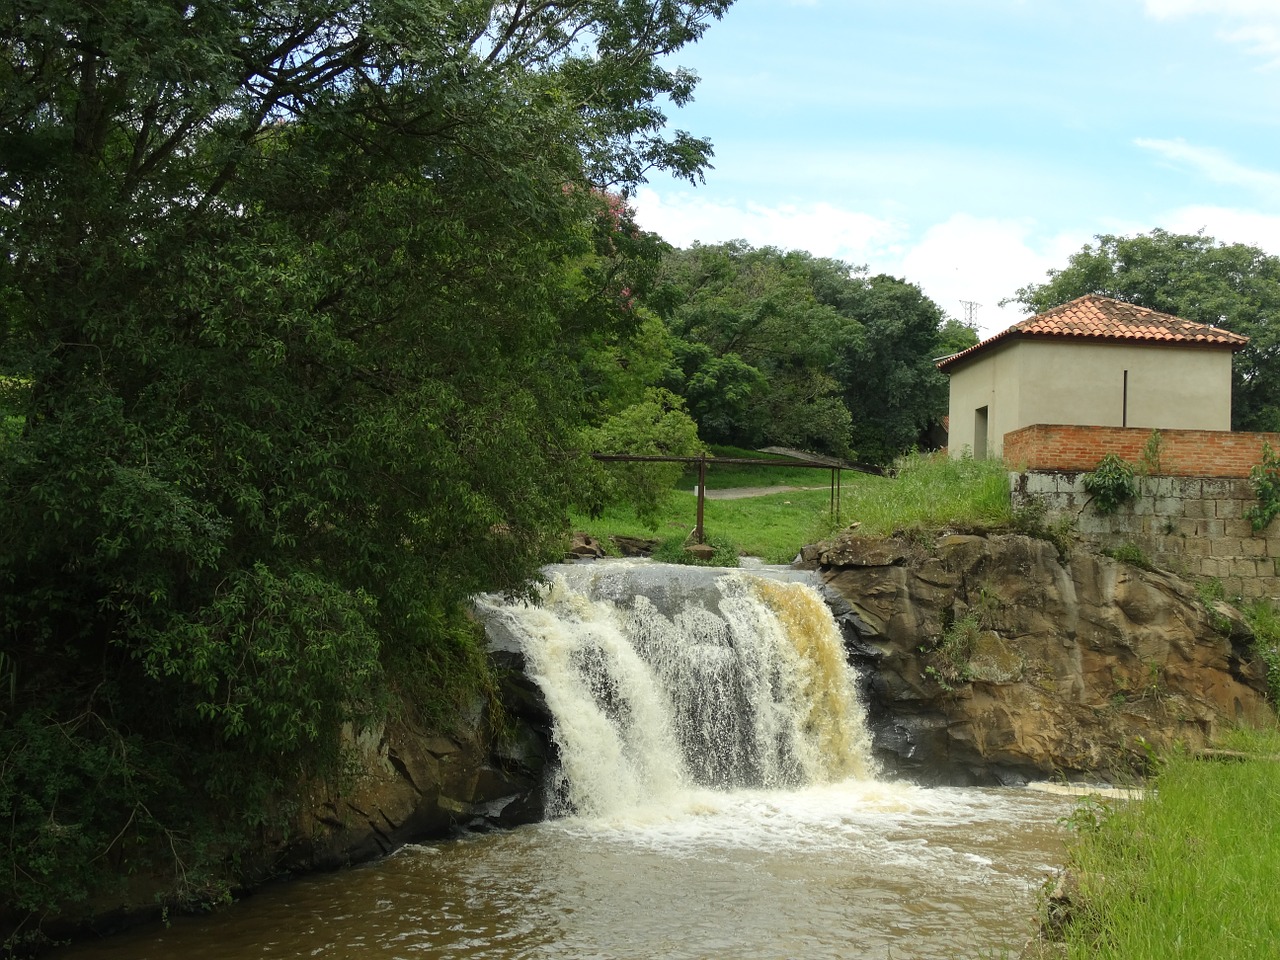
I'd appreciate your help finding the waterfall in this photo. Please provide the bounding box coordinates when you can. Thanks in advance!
[476,561,877,818]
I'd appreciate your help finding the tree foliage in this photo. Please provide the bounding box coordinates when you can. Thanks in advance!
[1008,229,1280,431]
[0,0,730,935]
[580,387,706,524]
[653,241,857,454]
[650,242,957,463]
[830,273,952,465]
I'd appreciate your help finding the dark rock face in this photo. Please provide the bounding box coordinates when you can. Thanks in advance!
[283,630,555,871]
[807,532,1273,785]
[282,717,548,874]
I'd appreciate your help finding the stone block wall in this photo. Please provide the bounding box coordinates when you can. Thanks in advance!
[1004,424,1280,478]
[1013,471,1280,600]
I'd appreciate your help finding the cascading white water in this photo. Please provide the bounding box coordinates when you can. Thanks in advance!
[476,561,877,817]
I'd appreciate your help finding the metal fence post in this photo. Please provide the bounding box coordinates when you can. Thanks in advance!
[695,452,707,544]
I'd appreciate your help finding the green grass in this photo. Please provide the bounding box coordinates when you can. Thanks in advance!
[573,487,837,563]
[574,451,1014,563]
[1056,727,1280,959]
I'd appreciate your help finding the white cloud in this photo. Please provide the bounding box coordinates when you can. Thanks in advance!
[1140,0,1280,64]
[631,188,904,264]
[1134,138,1280,200]
[1142,0,1280,20]
[1220,24,1280,63]
[1159,205,1280,254]
[891,216,1088,338]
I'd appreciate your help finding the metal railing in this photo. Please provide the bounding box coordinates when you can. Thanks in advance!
[590,452,877,544]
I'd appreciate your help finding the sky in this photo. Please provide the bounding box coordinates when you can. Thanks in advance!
[632,0,1280,337]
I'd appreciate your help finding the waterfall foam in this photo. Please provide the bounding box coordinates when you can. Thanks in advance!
[477,561,877,817]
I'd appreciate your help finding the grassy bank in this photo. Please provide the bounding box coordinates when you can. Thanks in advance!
[573,451,1014,563]
[1053,728,1280,959]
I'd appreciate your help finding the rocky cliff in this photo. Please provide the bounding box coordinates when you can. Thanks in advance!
[281,634,554,872]
[803,531,1273,785]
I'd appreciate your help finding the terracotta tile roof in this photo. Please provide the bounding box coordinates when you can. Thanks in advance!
[937,294,1249,372]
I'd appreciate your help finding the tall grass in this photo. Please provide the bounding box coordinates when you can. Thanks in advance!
[835,451,1012,536]
[1057,728,1280,959]
[573,451,1013,562]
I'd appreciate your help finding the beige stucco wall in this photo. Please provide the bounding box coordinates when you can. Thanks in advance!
[947,339,1233,458]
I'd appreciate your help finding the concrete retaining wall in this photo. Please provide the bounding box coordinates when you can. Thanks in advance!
[1013,471,1280,600]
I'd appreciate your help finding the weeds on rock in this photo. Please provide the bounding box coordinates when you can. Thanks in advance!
[1010,494,1075,560]
[1102,542,1156,571]
[1136,429,1165,477]
[921,612,980,692]
[1243,599,1280,704]
[1194,577,1235,636]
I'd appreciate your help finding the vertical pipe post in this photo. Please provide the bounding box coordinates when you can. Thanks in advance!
[695,452,707,544]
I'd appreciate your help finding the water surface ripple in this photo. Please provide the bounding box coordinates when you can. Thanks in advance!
[60,781,1071,960]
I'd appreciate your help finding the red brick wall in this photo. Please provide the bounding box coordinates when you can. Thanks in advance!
[1002,425,1280,478]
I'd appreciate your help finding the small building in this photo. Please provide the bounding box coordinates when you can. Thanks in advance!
[937,294,1249,459]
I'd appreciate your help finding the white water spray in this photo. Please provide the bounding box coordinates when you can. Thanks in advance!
[477,562,877,817]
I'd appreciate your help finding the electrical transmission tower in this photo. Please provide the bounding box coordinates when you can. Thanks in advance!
[960,300,981,327]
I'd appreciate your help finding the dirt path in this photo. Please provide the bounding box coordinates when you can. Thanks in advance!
[687,485,827,500]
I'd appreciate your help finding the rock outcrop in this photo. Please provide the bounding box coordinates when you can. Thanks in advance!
[285,635,554,872]
[803,531,1273,785]
[282,712,547,874]
[278,602,561,874]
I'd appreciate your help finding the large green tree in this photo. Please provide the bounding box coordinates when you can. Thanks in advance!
[823,272,955,465]
[0,0,730,933]
[1008,230,1280,431]
[653,242,861,455]
[651,242,960,464]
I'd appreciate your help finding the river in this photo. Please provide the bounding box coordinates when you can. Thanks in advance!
[57,562,1075,960]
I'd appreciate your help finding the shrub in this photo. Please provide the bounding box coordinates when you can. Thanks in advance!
[1083,453,1136,514]
[651,534,740,567]
[1244,441,1280,533]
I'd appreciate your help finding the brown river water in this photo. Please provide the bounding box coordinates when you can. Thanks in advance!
[59,783,1072,960]
[58,563,1077,960]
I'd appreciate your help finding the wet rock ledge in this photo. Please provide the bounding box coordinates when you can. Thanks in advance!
[803,530,1273,785]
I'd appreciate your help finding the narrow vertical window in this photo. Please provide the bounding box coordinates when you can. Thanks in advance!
[974,406,989,459]
[1122,370,1129,427]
